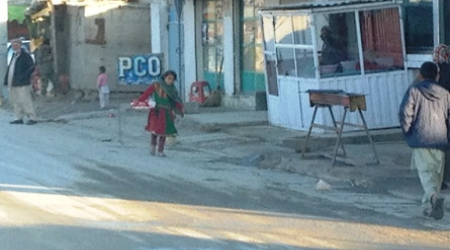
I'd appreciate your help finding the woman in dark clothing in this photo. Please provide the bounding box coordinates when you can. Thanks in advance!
[433,44,450,189]
[320,26,346,66]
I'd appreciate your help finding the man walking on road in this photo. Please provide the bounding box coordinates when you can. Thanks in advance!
[399,61,449,220]
[3,38,38,125]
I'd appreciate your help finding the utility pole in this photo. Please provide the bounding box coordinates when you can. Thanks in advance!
[175,0,184,101]
[0,0,8,101]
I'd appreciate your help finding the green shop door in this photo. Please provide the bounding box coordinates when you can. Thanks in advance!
[202,0,224,90]
[240,0,265,94]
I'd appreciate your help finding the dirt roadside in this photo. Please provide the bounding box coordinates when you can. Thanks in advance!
[8,92,436,199]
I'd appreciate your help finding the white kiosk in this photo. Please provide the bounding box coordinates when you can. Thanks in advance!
[260,0,409,131]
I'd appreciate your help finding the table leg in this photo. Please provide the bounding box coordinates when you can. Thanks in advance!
[332,108,347,165]
[328,105,346,157]
[302,105,319,158]
[358,108,380,165]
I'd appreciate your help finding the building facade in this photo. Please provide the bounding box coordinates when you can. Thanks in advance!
[4,0,449,109]
[178,0,450,110]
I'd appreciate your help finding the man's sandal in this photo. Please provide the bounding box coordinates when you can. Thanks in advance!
[429,194,444,220]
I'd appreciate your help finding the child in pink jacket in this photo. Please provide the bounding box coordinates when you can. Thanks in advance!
[97,66,109,109]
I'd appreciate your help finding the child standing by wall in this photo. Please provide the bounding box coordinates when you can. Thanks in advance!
[97,66,109,109]
[399,61,450,220]
[137,70,184,157]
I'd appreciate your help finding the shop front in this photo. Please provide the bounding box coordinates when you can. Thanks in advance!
[260,1,409,131]
[182,0,269,107]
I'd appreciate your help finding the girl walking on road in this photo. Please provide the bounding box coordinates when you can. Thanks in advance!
[137,70,184,157]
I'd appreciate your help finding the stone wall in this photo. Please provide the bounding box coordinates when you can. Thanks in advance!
[65,2,151,92]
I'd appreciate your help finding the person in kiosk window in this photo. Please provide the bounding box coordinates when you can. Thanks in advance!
[319,26,346,67]
[399,61,449,220]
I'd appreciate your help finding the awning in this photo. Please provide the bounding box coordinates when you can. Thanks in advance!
[260,0,396,12]
[8,5,28,23]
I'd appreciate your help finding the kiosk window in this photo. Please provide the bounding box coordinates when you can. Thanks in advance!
[359,8,404,73]
[315,12,361,77]
[402,0,433,53]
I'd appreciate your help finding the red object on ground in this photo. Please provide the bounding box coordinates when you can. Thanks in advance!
[189,81,211,104]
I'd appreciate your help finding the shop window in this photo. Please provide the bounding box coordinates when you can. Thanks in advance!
[243,45,264,71]
[274,47,314,77]
[242,0,264,73]
[201,0,224,89]
[275,16,294,44]
[315,12,361,78]
[359,8,404,73]
[292,15,312,45]
[272,14,314,78]
[294,49,315,78]
[203,0,223,19]
[203,46,223,72]
[443,0,450,44]
[276,47,295,76]
[202,21,223,45]
[402,0,433,53]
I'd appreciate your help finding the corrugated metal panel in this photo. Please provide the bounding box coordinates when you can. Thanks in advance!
[318,71,408,129]
[267,95,283,126]
[271,72,408,131]
[279,78,303,130]
[261,0,399,12]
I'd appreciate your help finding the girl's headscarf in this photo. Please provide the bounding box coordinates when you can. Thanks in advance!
[433,44,450,64]
[159,80,182,104]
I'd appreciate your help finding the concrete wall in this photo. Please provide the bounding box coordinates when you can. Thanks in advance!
[66,6,86,91]
[67,2,151,92]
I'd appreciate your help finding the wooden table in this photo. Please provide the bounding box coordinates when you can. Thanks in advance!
[301,90,379,165]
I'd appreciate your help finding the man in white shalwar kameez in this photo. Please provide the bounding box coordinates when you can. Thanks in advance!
[400,62,449,220]
[3,38,38,125]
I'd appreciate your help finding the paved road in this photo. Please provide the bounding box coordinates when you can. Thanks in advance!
[0,109,449,250]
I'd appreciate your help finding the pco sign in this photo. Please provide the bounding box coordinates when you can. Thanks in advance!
[117,54,163,85]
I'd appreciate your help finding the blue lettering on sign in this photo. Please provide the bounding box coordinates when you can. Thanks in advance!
[117,54,163,85]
